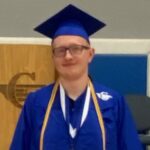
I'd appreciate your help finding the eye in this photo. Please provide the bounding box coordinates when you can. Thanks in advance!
[54,47,65,53]
[52,47,67,57]
[70,45,82,51]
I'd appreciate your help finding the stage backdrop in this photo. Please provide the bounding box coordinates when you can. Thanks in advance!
[0,44,55,150]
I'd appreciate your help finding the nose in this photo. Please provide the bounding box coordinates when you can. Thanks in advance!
[64,50,73,59]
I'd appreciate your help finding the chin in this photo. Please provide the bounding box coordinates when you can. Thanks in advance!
[60,72,82,80]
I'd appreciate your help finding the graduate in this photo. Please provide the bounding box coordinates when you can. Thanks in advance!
[10,4,143,150]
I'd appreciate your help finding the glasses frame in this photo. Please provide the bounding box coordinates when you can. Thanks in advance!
[52,44,90,57]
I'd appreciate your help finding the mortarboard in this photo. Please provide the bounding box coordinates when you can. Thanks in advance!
[34,4,106,41]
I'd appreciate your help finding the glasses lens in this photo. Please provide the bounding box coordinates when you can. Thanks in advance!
[70,45,83,55]
[53,47,66,57]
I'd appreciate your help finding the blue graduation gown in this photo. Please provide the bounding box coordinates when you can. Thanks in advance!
[10,82,143,150]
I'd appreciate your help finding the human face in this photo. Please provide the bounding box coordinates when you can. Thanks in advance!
[52,35,94,80]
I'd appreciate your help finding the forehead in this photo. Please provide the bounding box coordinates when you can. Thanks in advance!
[52,35,90,47]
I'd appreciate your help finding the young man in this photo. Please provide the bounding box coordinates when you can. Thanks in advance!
[10,4,143,150]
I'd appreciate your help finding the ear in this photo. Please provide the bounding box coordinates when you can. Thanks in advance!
[88,47,95,63]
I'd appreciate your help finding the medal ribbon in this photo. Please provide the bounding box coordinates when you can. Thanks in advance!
[60,83,91,138]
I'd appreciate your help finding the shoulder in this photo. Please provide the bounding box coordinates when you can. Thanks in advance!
[92,81,126,110]
[92,81,129,124]
[24,83,55,109]
[93,81,123,100]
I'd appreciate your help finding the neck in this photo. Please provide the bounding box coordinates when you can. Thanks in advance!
[59,74,89,100]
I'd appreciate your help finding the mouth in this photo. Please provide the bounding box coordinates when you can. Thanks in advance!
[62,63,76,67]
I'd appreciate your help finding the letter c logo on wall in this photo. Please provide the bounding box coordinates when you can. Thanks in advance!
[0,72,44,108]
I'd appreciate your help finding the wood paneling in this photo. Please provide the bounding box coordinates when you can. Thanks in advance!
[0,44,55,149]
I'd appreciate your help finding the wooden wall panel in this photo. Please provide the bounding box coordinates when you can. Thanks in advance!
[0,44,55,149]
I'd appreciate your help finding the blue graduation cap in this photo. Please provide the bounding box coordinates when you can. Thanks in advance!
[34,4,106,41]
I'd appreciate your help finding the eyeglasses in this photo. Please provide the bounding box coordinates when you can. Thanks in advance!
[52,44,90,57]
